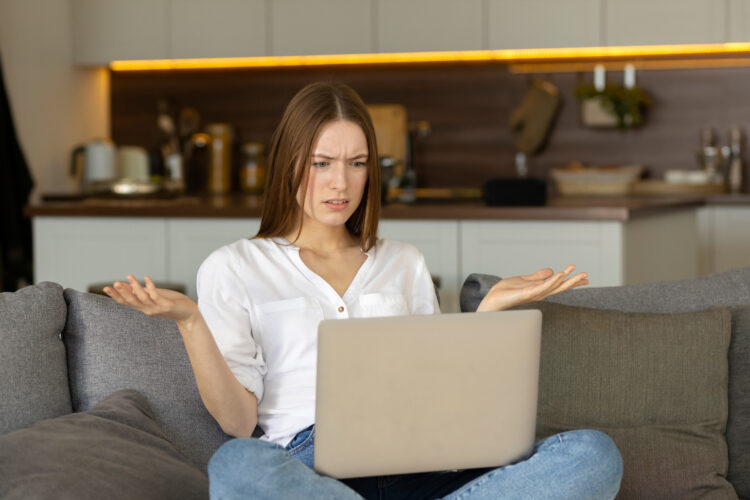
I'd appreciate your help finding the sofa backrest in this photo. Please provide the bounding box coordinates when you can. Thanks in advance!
[461,267,750,499]
[0,282,71,435]
[62,289,231,471]
[461,267,750,314]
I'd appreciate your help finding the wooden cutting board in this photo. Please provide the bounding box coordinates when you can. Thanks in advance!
[367,104,408,168]
[632,180,727,195]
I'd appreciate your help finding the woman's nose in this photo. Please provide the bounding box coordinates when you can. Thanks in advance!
[329,162,348,189]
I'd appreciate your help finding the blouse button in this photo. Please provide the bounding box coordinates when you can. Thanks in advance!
[338,306,345,313]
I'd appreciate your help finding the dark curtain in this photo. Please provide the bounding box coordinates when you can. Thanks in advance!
[0,54,34,291]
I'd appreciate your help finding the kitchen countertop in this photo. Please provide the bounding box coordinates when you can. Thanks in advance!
[703,194,750,205]
[24,193,717,221]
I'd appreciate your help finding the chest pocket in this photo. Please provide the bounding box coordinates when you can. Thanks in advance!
[359,293,409,318]
[256,297,324,373]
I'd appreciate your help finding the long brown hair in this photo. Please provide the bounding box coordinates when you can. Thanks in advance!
[255,82,380,251]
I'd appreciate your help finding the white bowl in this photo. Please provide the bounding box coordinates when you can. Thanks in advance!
[550,164,644,195]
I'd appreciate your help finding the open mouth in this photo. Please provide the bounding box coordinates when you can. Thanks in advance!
[324,199,349,209]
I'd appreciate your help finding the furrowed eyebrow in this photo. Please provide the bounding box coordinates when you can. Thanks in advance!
[312,153,369,160]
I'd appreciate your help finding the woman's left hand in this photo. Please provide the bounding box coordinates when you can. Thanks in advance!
[475,265,589,312]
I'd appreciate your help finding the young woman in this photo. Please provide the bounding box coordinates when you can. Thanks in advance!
[104,82,622,500]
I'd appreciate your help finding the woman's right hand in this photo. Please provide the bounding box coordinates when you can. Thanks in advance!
[103,275,199,326]
[105,275,259,436]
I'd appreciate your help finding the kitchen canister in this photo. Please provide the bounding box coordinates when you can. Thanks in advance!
[116,146,150,181]
[70,138,117,193]
[205,123,233,195]
[240,142,266,194]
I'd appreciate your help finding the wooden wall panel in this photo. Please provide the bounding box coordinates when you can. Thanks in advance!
[111,64,750,191]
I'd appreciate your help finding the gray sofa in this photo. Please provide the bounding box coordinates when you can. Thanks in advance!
[1,268,749,499]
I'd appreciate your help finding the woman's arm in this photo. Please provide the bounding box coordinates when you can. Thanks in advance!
[476,264,589,312]
[104,275,258,437]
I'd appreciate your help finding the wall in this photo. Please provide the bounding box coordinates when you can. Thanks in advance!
[0,0,109,197]
[110,63,750,191]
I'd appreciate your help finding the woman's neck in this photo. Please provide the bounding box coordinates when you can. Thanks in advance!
[284,222,357,255]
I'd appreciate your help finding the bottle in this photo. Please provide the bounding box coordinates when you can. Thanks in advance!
[184,133,210,194]
[728,127,744,194]
[398,165,417,203]
[205,123,233,195]
[240,142,266,194]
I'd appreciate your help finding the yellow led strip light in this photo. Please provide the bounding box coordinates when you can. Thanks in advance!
[107,43,750,71]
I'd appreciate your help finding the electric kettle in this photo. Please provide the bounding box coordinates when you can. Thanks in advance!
[70,139,117,193]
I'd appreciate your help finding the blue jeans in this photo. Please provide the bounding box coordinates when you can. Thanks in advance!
[208,427,622,500]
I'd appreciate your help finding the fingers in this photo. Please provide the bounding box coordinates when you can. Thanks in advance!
[536,266,574,292]
[142,275,167,306]
[102,282,127,305]
[144,276,157,294]
[556,272,589,292]
[523,268,554,281]
[103,275,159,313]
[528,265,585,301]
[127,275,157,305]
[538,270,589,300]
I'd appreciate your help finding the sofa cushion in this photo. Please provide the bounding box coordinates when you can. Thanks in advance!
[461,268,750,498]
[63,289,230,471]
[0,281,71,435]
[546,270,750,500]
[519,301,735,499]
[728,306,750,498]
[0,389,208,500]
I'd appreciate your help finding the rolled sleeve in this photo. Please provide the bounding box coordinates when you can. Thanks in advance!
[197,249,268,402]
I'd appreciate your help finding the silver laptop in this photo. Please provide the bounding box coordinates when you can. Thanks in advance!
[314,309,542,479]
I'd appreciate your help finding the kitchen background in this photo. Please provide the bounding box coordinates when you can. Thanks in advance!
[111,64,750,189]
[5,0,750,299]
[4,0,750,197]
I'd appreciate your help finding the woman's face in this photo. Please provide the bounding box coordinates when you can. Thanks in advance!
[296,119,369,232]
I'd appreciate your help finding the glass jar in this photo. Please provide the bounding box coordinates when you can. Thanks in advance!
[240,142,266,194]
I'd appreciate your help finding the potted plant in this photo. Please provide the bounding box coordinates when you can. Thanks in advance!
[575,83,652,130]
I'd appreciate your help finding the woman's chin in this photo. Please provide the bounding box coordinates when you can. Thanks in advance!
[303,211,355,229]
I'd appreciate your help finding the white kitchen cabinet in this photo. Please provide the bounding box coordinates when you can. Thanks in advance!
[460,210,698,288]
[729,0,750,42]
[269,0,374,56]
[622,209,699,284]
[170,0,267,59]
[488,0,601,49]
[32,210,703,313]
[167,218,261,299]
[33,217,168,292]
[72,0,743,64]
[72,0,170,65]
[698,206,750,274]
[604,0,726,46]
[378,220,461,313]
[376,0,484,53]
[461,220,623,287]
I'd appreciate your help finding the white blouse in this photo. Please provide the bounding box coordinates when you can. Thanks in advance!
[196,237,440,447]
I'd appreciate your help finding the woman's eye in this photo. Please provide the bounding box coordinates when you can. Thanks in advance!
[352,161,367,167]
[312,161,328,168]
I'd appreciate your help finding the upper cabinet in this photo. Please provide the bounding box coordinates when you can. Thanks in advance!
[73,0,266,64]
[488,0,601,49]
[72,0,169,64]
[729,0,750,42]
[170,0,267,59]
[604,0,726,46]
[376,0,484,52]
[72,0,738,65]
[270,0,373,56]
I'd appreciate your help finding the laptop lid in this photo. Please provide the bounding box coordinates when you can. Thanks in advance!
[314,309,542,479]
